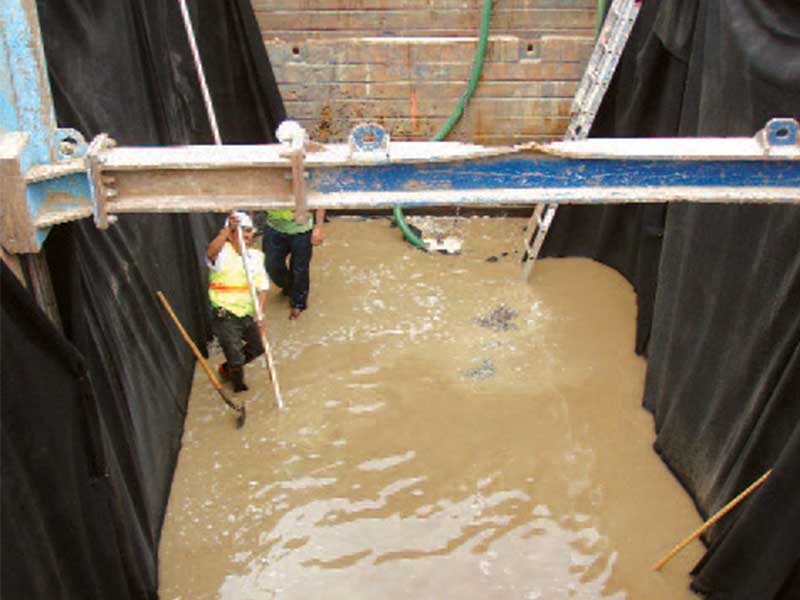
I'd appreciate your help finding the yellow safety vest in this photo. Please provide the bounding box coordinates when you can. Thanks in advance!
[208,243,267,317]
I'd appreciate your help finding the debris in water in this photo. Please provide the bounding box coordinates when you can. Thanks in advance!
[464,358,496,379]
[405,216,463,255]
[425,235,463,254]
[475,305,519,331]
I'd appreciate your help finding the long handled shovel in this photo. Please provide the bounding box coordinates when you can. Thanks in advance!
[236,225,285,409]
[156,291,246,428]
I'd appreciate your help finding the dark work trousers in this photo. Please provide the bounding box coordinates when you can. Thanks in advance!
[211,310,264,368]
[262,224,313,311]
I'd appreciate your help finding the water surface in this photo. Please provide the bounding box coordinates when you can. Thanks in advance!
[159,217,703,599]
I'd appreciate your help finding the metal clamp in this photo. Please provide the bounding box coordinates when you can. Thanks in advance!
[86,134,117,229]
[277,120,310,225]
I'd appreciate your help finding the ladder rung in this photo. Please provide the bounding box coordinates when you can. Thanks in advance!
[526,0,641,276]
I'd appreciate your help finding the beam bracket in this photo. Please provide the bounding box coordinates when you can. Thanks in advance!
[86,134,117,229]
[277,120,309,225]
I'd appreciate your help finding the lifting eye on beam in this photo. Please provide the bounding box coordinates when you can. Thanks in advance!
[1,118,800,254]
[348,122,390,160]
[757,119,800,151]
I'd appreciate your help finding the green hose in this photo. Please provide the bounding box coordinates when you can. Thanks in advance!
[433,0,493,142]
[393,205,427,249]
[595,0,609,37]
[395,0,493,249]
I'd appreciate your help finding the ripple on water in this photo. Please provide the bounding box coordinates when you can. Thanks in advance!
[356,451,416,472]
[214,488,620,600]
[346,401,386,414]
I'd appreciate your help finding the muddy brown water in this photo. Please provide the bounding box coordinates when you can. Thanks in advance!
[159,217,704,599]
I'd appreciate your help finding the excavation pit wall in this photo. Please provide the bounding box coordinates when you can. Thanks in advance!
[258,0,596,145]
[159,217,704,599]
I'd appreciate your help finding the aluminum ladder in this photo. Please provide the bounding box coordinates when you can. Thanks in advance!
[521,0,642,279]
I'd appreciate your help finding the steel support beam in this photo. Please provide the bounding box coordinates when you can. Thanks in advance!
[1,0,56,252]
[2,120,800,249]
[27,120,800,224]
[1,0,92,253]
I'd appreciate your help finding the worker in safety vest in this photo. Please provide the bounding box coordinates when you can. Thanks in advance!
[207,211,269,392]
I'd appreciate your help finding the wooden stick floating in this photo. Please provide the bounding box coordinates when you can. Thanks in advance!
[652,468,772,571]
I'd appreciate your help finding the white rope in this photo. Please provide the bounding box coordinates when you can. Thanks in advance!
[177,0,222,145]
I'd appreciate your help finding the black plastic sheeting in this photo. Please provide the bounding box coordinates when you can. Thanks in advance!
[542,0,800,597]
[2,262,133,598]
[2,1,283,598]
[39,0,285,146]
[2,1,799,599]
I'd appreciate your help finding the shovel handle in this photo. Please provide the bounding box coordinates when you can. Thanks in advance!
[156,291,222,390]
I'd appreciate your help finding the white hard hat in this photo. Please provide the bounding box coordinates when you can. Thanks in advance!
[225,211,254,230]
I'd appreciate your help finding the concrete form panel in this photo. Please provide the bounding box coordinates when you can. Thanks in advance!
[256,0,596,144]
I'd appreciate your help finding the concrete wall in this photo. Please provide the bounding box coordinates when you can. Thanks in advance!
[255,0,597,145]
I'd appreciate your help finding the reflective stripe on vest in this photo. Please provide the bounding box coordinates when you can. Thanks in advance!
[209,283,250,292]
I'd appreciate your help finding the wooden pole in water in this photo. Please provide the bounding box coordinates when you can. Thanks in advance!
[235,225,285,410]
[652,468,772,571]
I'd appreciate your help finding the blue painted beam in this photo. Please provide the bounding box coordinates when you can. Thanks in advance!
[311,156,800,197]
[0,0,55,167]
[82,132,798,218]
[1,0,92,252]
